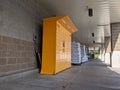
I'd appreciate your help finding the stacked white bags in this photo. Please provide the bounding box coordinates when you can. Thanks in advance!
[71,41,81,64]
[81,45,88,62]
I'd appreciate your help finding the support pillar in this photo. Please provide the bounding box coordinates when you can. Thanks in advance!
[104,37,111,65]
[111,23,120,67]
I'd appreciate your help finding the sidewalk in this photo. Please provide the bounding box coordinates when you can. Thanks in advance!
[68,60,120,90]
[0,60,120,90]
[0,66,81,90]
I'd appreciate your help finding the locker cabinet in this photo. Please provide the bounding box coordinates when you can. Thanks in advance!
[41,16,77,74]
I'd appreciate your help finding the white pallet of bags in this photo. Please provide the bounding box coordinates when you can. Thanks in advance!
[81,45,88,62]
[72,42,81,64]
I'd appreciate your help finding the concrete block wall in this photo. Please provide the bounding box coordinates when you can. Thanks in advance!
[111,23,120,67]
[0,35,36,75]
[0,0,49,76]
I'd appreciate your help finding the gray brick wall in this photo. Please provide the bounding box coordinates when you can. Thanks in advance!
[0,0,50,76]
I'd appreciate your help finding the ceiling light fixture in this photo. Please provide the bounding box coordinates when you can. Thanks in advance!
[92,33,94,37]
[88,8,93,17]
[97,24,109,26]
[87,6,93,17]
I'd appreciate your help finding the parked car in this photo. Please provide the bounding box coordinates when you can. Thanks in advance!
[87,54,94,59]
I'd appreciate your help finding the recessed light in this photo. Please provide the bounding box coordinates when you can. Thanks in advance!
[88,8,93,17]
[93,41,95,43]
[97,24,109,26]
[92,33,94,37]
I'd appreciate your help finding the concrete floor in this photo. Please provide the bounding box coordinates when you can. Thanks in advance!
[0,60,120,90]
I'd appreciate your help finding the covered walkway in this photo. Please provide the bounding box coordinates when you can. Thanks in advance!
[68,60,120,90]
[0,60,120,90]
[0,0,120,90]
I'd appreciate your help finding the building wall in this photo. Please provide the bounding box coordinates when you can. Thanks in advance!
[104,37,111,53]
[0,35,36,76]
[0,0,49,76]
[104,53,110,65]
[104,37,111,65]
[111,23,120,67]
[100,44,105,62]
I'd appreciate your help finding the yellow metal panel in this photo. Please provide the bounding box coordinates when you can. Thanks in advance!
[58,16,78,33]
[43,16,78,33]
[41,21,56,75]
[55,22,71,73]
[41,16,77,75]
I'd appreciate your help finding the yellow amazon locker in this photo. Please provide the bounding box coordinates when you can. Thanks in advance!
[41,16,77,75]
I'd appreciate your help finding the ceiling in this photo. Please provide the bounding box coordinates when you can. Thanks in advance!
[35,0,120,46]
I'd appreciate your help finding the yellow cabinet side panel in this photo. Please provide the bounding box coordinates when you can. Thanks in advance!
[55,22,71,73]
[41,21,56,75]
